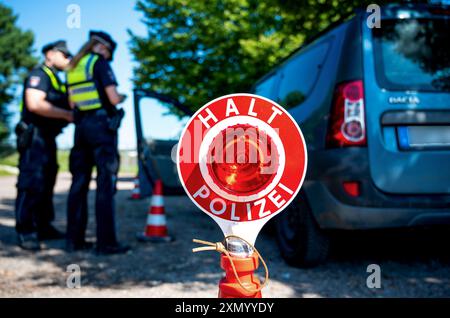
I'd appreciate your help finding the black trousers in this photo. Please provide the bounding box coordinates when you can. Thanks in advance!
[15,128,58,234]
[66,109,120,247]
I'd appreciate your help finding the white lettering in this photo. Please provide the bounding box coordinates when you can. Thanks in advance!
[66,264,81,289]
[366,4,381,29]
[193,185,210,199]
[246,203,252,220]
[268,189,286,208]
[210,197,226,215]
[226,98,240,117]
[255,198,271,218]
[66,4,81,29]
[230,203,239,221]
[248,98,257,116]
[267,106,283,124]
[198,108,218,129]
[278,182,294,195]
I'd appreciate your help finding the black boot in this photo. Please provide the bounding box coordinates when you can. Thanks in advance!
[38,225,65,241]
[18,232,41,251]
[96,243,130,255]
[66,240,94,252]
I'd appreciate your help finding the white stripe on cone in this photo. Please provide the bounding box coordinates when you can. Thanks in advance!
[151,195,164,207]
[147,214,167,226]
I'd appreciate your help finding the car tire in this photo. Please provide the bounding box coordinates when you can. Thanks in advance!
[275,193,330,268]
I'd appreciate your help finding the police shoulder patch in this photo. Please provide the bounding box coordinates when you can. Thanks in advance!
[29,76,41,87]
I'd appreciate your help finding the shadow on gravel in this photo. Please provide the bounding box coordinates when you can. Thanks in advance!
[0,183,449,297]
[329,227,450,264]
[0,189,226,291]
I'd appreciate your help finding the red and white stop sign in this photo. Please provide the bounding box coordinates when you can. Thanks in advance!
[177,94,307,243]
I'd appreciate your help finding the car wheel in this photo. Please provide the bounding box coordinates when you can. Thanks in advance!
[275,193,330,268]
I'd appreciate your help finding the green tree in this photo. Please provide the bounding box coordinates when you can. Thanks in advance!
[0,3,36,154]
[129,0,378,114]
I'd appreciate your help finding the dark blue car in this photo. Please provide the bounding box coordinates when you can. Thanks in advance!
[251,2,450,267]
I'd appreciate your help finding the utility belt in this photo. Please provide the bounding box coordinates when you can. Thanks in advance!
[74,106,125,132]
[15,121,61,152]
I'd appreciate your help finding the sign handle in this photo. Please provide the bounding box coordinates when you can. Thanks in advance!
[192,235,269,297]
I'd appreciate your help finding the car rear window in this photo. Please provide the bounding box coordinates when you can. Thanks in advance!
[372,18,450,92]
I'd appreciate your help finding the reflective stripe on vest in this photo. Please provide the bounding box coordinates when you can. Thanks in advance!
[41,65,66,93]
[20,66,66,112]
[67,54,102,111]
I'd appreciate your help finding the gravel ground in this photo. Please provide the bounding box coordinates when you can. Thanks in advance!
[0,173,449,298]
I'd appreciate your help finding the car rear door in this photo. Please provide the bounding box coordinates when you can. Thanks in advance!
[133,89,191,196]
[362,12,450,194]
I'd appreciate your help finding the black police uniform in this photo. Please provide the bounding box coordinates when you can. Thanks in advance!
[66,54,122,250]
[15,66,69,238]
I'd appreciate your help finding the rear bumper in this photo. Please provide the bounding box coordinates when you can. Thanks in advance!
[305,148,450,229]
[304,181,450,229]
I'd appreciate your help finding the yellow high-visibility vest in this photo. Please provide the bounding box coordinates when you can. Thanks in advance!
[42,65,66,94]
[67,53,102,111]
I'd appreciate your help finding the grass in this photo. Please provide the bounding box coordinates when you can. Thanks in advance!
[0,170,13,176]
[0,151,69,170]
[0,152,19,167]
[0,152,19,176]
[0,150,137,176]
[57,150,70,172]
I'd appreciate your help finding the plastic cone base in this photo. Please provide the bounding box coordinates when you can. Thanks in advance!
[128,195,142,201]
[136,232,174,243]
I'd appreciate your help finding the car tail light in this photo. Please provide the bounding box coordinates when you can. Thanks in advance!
[342,181,361,197]
[428,7,450,16]
[326,80,366,147]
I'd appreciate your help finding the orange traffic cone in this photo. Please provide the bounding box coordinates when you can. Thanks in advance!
[137,179,173,242]
[129,177,141,200]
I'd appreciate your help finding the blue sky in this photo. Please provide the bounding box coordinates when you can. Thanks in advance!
[4,0,186,149]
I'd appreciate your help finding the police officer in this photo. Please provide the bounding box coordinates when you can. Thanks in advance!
[15,41,73,250]
[66,31,129,254]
